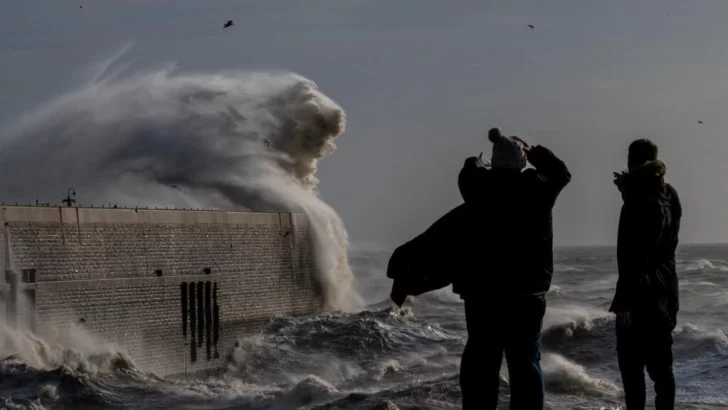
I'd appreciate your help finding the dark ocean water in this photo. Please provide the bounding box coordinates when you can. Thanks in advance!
[1,245,727,409]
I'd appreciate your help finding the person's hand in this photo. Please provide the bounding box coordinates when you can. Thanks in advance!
[474,152,488,168]
[511,136,531,152]
[613,171,625,186]
[617,311,632,327]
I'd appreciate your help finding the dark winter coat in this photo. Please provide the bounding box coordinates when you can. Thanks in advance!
[609,160,682,319]
[387,157,490,307]
[387,204,470,307]
[454,145,571,298]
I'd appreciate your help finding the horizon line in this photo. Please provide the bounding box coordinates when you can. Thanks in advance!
[350,241,728,252]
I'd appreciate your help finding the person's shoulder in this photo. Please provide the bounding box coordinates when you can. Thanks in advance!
[459,159,490,180]
[463,155,489,168]
[664,183,681,202]
[664,182,682,208]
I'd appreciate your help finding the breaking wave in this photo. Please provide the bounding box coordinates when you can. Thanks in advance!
[542,354,621,396]
[0,323,134,375]
[681,258,728,273]
[0,46,359,312]
[1,304,725,409]
[674,323,728,352]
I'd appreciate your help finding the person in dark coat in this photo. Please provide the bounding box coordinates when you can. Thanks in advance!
[457,128,571,410]
[610,139,682,410]
[387,155,491,307]
[387,203,470,307]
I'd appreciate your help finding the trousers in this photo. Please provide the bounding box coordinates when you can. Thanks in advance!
[616,312,676,410]
[460,295,546,409]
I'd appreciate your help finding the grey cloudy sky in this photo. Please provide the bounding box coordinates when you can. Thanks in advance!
[2,0,728,247]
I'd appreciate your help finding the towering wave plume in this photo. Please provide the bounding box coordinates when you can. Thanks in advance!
[0,51,360,312]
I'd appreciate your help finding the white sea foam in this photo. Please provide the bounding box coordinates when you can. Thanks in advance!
[0,46,360,312]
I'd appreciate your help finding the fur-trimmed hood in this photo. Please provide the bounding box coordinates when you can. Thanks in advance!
[615,160,667,200]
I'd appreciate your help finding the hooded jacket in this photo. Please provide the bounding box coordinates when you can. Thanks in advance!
[609,160,682,318]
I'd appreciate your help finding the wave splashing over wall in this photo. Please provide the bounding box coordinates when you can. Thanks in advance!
[0,51,359,312]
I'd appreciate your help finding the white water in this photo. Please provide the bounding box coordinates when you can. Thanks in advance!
[0,49,361,312]
[0,321,131,374]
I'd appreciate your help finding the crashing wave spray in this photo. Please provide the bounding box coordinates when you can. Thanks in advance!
[0,50,361,312]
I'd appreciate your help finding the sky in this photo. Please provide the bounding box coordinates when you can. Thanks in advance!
[2,0,728,247]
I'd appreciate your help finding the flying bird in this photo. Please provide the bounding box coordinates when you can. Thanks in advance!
[699,120,704,124]
[263,139,270,147]
[528,25,535,29]
[223,20,234,28]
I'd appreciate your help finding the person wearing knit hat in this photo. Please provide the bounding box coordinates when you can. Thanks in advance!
[488,127,528,171]
[455,127,571,410]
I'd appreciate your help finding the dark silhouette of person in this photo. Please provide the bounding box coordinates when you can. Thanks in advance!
[456,127,571,409]
[610,139,682,410]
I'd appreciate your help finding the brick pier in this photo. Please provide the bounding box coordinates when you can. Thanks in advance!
[0,206,322,376]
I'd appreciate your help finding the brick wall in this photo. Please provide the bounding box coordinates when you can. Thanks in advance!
[0,206,322,376]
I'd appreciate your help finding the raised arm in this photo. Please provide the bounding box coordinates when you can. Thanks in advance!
[526,145,572,197]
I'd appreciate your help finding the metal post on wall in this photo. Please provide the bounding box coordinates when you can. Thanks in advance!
[62,188,76,207]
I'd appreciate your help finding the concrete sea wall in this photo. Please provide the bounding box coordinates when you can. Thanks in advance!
[0,206,322,376]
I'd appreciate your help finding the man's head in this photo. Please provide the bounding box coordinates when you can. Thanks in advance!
[627,138,658,170]
[488,127,527,170]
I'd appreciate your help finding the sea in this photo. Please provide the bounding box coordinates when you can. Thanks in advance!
[1,245,727,410]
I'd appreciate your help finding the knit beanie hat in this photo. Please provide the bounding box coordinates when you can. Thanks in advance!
[488,127,527,170]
